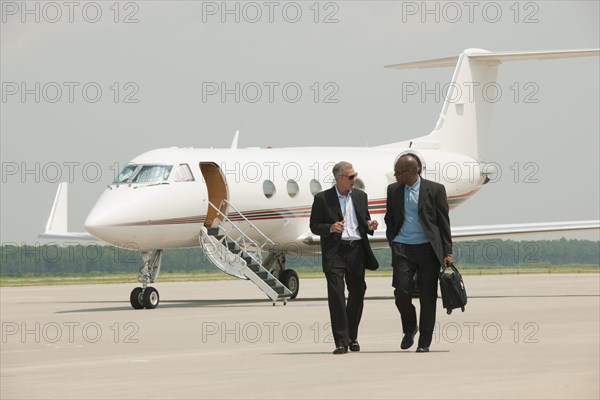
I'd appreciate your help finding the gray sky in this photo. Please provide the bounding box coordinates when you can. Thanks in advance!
[1,1,599,244]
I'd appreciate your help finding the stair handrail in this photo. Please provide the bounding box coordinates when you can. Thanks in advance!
[206,202,262,263]
[219,199,275,247]
[206,201,273,263]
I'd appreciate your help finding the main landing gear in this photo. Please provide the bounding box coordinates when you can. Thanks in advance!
[130,250,163,309]
[265,252,300,300]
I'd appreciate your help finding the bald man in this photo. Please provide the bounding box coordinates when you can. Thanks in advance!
[384,154,453,352]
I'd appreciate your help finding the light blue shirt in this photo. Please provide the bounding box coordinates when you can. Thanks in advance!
[335,187,361,240]
[394,177,429,245]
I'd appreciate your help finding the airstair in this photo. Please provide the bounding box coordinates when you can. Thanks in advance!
[199,200,293,304]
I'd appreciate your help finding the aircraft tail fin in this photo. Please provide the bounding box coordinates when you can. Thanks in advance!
[39,182,96,241]
[384,49,599,159]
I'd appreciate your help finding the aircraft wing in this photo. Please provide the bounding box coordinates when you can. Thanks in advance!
[301,220,599,245]
[449,220,599,241]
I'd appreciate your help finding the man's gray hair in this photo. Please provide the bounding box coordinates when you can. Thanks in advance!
[333,161,353,176]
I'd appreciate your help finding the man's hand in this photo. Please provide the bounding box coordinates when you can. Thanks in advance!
[367,220,378,231]
[443,255,454,266]
[330,221,345,233]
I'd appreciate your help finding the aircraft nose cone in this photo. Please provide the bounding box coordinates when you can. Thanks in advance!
[84,188,137,244]
[84,205,118,242]
[84,210,106,232]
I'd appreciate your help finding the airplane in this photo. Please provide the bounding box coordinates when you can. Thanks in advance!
[39,48,600,309]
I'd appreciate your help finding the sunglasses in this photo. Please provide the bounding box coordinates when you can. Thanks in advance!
[345,174,357,180]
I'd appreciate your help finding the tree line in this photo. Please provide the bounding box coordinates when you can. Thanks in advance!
[1,239,598,277]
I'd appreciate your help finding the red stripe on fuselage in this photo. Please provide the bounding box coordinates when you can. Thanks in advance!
[109,189,479,227]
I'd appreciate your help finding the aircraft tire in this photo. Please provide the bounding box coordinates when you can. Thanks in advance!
[143,287,160,309]
[130,287,144,309]
[280,269,299,300]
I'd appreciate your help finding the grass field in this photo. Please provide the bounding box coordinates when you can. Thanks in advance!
[1,265,598,287]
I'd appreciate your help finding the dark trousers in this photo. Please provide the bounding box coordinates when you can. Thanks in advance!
[324,242,366,348]
[391,242,440,348]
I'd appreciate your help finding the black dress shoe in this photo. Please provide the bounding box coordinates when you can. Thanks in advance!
[400,326,418,350]
[349,340,360,352]
[416,347,429,353]
[333,346,348,355]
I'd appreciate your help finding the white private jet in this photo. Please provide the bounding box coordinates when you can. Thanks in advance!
[40,48,600,309]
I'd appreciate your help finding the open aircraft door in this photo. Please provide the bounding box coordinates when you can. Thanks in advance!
[200,162,229,228]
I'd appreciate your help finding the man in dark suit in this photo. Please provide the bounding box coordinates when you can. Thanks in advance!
[310,161,379,355]
[385,154,453,352]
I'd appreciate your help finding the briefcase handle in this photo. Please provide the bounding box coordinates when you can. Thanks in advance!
[440,263,460,274]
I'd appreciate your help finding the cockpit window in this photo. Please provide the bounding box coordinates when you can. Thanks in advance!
[133,165,173,183]
[112,164,174,184]
[114,164,138,183]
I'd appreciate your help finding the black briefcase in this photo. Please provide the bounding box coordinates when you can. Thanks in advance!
[439,264,467,314]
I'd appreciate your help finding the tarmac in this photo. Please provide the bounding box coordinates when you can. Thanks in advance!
[1,274,599,399]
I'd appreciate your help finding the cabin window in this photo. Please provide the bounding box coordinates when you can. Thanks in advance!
[173,164,195,182]
[134,165,173,183]
[310,179,322,195]
[287,180,299,198]
[113,164,138,183]
[263,180,276,199]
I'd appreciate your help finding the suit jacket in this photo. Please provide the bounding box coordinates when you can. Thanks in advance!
[384,178,453,265]
[310,186,379,272]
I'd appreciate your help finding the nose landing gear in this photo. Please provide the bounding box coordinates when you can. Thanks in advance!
[130,250,163,309]
[130,286,160,309]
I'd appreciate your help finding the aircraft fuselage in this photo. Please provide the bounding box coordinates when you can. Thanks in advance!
[84,146,487,251]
